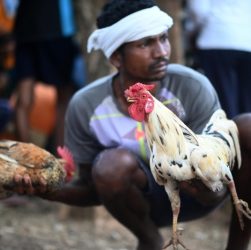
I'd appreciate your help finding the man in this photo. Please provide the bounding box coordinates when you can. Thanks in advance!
[186,0,251,118]
[13,0,85,152]
[13,1,251,249]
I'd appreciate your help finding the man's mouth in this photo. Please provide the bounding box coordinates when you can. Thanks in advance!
[155,62,167,70]
[150,59,168,71]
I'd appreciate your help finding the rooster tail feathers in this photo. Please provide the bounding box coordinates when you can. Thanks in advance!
[203,108,242,169]
[57,146,76,182]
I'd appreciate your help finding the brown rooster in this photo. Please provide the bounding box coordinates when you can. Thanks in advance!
[125,82,251,250]
[0,140,76,199]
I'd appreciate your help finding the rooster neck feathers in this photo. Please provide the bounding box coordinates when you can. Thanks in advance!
[125,82,199,147]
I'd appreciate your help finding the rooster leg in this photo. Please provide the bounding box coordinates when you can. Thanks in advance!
[228,181,251,230]
[162,180,190,250]
[163,210,189,250]
[221,164,251,229]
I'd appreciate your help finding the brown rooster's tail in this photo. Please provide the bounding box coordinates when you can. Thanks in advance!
[57,146,76,182]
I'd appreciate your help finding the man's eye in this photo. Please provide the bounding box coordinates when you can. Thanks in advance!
[161,34,168,42]
[139,43,147,48]
[139,40,149,48]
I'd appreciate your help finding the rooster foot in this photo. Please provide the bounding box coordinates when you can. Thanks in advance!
[162,228,190,250]
[235,199,251,230]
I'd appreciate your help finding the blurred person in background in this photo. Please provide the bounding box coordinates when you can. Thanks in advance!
[13,0,86,153]
[0,0,18,134]
[186,0,251,118]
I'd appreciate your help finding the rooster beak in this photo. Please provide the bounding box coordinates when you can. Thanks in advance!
[126,97,135,103]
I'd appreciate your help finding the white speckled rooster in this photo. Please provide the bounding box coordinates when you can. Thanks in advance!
[125,82,251,250]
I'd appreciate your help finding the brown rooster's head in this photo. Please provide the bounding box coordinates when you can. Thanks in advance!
[124,82,155,122]
[57,146,76,182]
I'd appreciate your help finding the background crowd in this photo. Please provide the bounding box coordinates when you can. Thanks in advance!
[1,0,250,151]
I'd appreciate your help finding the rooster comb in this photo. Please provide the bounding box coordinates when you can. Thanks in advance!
[124,82,155,97]
[57,146,76,182]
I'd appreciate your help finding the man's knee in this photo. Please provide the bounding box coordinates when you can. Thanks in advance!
[233,113,251,185]
[234,113,251,151]
[92,148,143,196]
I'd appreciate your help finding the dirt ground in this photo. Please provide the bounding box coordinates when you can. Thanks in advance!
[0,197,250,250]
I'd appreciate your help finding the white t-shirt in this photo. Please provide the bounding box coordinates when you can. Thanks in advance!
[188,0,251,52]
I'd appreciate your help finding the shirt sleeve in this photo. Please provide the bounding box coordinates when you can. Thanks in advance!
[64,93,104,165]
[187,0,212,26]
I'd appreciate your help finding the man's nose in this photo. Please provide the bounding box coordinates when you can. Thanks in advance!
[153,41,169,58]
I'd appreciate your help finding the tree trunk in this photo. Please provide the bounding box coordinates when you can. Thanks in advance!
[157,0,184,64]
[74,0,110,83]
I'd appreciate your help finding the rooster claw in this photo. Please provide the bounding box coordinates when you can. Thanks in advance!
[234,199,251,230]
[162,239,190,250]
[162,228,190,250]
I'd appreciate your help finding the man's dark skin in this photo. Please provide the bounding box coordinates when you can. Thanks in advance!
[13,31,251,250]
[227,113,251,250]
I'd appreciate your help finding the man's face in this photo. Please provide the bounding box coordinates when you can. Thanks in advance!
[119,31,171,82]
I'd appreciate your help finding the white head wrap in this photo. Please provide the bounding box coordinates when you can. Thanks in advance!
[87,6,173,58]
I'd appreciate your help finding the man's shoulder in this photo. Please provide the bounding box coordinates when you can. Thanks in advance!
[74,75,113,99]
[168,64,207,82]
[167,64,213,90]
[68,74,114,111]
[81,74,113,92]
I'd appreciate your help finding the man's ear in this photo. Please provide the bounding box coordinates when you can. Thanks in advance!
[110,50,122,68]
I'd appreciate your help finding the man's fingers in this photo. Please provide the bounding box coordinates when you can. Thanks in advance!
[13,173,34,195]
[23,174,32,185]
[39,177,47,186]
[13,174,25,194]
[12,174,48,195]
[38,177,47,193]
[23,174,35,195]
[14,174,23,184]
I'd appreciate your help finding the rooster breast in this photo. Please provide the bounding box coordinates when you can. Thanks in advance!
[145,105,195,184]
[149,141,195,186]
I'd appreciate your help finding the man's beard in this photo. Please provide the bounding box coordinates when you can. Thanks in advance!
[147,57,169,81]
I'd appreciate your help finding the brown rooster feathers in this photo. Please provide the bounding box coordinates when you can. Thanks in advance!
[0,140,76,198]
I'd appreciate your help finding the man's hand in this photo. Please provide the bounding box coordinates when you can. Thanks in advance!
[12,174,48,195]
[179,179,228,206]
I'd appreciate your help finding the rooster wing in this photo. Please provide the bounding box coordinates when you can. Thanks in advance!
[146,96,198,177]
[202,109,241,168]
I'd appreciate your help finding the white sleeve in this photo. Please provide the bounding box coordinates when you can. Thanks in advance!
[187,0,212,25]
